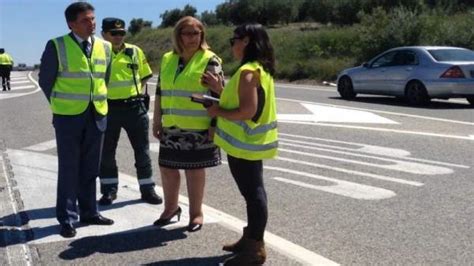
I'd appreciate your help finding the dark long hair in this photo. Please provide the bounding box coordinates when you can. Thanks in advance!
[234,24,275,76]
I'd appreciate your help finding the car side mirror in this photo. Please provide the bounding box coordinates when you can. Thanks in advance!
[362,62,370,68]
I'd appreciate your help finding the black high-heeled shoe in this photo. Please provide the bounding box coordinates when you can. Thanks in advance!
[187,222,203,232]
[153,206,182,226]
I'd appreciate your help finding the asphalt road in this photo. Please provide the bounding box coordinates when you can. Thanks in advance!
[0,71,473,265]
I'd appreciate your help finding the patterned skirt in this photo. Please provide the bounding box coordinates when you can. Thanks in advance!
[158,127,221,169]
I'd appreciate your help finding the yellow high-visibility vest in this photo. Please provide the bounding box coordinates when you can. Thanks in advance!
[50,34,111,115]
[0,53,13,65]
[107,43,152,100]
[160,49,220,130]
[214,62,278,160]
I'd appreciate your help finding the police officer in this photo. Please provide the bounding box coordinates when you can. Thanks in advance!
[98,17,162,206]
[39,2,114,238]
[0,48,14,91]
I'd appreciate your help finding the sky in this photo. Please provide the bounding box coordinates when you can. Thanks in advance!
[0,0,224,65]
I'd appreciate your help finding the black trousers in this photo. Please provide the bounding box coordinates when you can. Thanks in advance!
[0,65,11,90]
[53,107,104,225]
[227,154,267,241]
[99,103,154,194]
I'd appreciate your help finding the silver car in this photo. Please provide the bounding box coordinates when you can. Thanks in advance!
[337,46,474,106]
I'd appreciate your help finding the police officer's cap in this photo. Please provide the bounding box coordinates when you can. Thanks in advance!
[0,48,4,53]
[102,17,126,32]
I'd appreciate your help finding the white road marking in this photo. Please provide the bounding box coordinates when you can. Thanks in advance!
[278,97,474,126]
[10,77,28,81]
[7,149,338,265]
[11,85,35,91]
[279,140,459,173]
[10,80,30,85]
[24,140,57,151]
[277,156,424,186]
[0,72,41,100]
[279,103,398,124]
[280,120,474,141]
[280,133,469,169]
[280,133,410,157]
[267,168,396,200]
[279,147,453,175]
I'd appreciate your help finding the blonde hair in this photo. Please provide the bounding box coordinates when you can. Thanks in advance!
[172,16,209,55]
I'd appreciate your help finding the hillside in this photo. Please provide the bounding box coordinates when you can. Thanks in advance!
[127,9,474,82]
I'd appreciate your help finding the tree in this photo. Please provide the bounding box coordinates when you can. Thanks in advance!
[128,18,152,35]
[200,11,219,26]
[159,4,198,28]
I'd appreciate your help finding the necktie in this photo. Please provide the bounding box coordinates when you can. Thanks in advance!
[82,40,91,58]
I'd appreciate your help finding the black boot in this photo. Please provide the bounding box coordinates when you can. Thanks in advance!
[141,189,163,205]
[98,191,117,205]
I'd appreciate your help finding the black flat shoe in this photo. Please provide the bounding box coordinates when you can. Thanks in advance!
[187,222,203,232]
[98,192,117,206]
[153,206,182,226]
[80,214,114,225]
[59,223,76,238]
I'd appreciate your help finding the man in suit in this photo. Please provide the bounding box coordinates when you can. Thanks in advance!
[39,2,114,238]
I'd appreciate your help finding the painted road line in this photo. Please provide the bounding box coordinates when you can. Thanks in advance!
[8,149,338,265]
[279,147,453,175]
[265,166,396,200]
[278,97,474,126]
[279,120,474,141]
[10,77,28,81]
[10,80,30,85]
[279,133,469,168]
[0,72,41,100]
[24,140,57,151]
[280,134,411,157]
[11,85,35,91]
[279,140,460,173]
[277,156,424,187]
[278,103,398,124]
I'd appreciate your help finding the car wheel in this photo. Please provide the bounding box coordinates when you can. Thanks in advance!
[466,96,474,106]
[405,81,430,106]
[337,76,356,100]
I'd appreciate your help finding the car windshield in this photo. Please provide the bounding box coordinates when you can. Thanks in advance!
[428,49,474,62]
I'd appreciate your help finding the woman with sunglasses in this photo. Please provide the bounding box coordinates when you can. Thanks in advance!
[205,24,278,265]
[152,16,223,232]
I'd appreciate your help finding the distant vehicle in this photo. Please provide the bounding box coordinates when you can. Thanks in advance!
[17,63,27,71]
[337,46,474,106]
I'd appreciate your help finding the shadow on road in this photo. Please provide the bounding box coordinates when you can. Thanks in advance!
[59,226,188,260]
[0,199,145,245]
[148,254,233,265]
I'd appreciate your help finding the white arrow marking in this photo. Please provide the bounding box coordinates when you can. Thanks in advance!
[278,103,398,124]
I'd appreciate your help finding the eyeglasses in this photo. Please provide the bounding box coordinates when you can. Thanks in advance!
[180,31,201,37]
[110,31,126,36]
[229,36,243,46]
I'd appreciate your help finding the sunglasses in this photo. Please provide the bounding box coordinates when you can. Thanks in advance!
[229,36,243,46]
[180,31,201,37]
[110,31,126,36]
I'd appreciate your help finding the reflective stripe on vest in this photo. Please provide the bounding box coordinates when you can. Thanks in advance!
[108,80,135,89]
[50,35,110,115]
[107,44,151,99]
[232,120,277,136]
[161,109,208,117]
[51,91,107,101]
[159,50,219,130]
[215,127,278,151]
